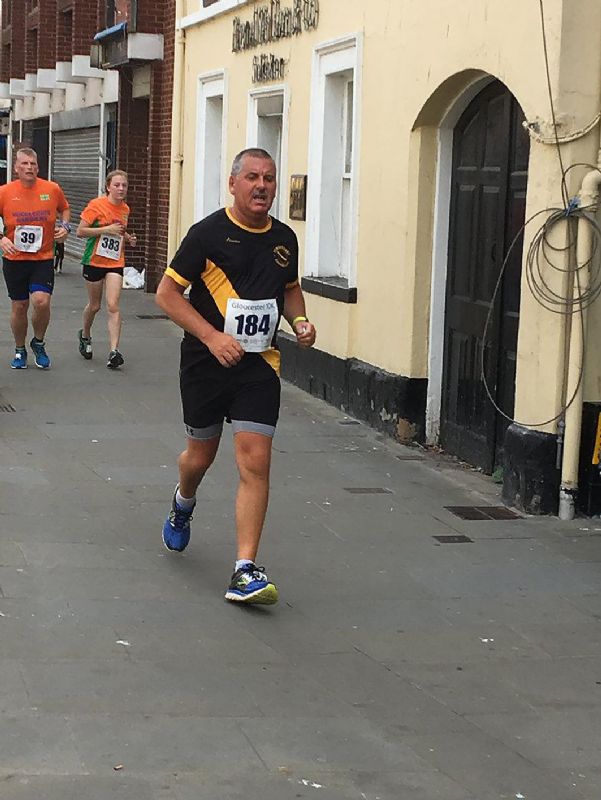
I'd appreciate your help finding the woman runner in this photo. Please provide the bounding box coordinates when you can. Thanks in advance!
[76,170,137,369]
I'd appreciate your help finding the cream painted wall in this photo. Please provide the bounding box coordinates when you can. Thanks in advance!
[171,0,601,427]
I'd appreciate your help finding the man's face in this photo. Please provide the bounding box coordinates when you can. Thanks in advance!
[15,153,39,184]
[229,156,277,220]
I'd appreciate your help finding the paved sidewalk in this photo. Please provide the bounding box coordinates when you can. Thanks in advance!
[0,259,600,799]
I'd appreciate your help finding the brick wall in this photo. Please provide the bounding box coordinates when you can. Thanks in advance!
[72,2,99,55]
[37,2,57,69]
[145,0,175,290]
[115,0,176,291]
[2,0,97,79]
[55,7,73,59]
[117,68,150,274]
[25,26,38,74]
[6,0,26,78]
[1,42,10,84]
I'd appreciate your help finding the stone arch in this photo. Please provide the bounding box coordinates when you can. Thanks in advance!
[403,69,527,444]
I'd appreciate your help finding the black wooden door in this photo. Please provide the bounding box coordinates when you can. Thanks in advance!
[440,81,529,472]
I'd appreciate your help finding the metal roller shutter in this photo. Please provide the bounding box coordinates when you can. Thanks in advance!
[51,128,101,260]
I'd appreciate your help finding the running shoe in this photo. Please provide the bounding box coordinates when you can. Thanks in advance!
[10,347,27,369]
[162,487,195,552]
[107,350,124,370]
[78,329,93,360]
[225,563,279,605]
[30,338,50,369]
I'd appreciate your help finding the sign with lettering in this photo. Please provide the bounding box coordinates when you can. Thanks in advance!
[289,174,307,220]
[232,0,319,53]
[253,54,286,83]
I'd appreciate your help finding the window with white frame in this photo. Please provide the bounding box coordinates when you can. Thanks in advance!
[181,0,252,29]
[306,36,361,286]
[247,88,288,219]
[196,72,226,221]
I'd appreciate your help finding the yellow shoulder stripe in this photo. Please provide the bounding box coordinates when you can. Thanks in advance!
[285,279,299,289]
[165,266,191,288]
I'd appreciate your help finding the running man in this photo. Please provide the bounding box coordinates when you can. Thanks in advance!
[157,148,316,604]
[76,170,137,369]
[0,147,70,369]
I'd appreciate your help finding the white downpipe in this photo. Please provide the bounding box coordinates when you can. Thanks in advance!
[558,149,601,519]
[168,2,186,260]
[98,101,107,194]
[48,112,54,178]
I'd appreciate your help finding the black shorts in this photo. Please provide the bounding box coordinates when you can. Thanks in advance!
[82,264,124,282]
[180,346,281,439]
[2,258,54,301]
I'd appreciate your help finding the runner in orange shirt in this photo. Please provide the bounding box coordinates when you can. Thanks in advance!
[76,170,137,369]
[0,147,70,369]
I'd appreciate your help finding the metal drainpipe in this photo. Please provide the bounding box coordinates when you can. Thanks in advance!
[168,0,186,260]
[558,149,601,519]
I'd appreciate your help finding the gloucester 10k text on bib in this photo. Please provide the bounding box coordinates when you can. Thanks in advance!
[223,297,278,353]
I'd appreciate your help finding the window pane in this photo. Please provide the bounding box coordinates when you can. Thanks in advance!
[344,80,354,174]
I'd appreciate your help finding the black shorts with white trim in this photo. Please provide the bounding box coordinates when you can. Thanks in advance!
[180,343,281,439]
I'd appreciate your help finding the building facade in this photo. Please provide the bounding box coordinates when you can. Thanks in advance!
[177,1,600,516]
[0,0,174,289]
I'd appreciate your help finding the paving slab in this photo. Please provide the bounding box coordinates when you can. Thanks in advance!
[0,261,600,797]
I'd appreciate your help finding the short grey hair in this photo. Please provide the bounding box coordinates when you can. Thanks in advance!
[16,147,38,161]
[231,148,275,176]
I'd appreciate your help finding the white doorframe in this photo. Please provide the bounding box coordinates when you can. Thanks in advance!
[426,75,495,444]
[246,84,289,220]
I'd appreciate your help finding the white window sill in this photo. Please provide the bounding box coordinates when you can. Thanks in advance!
[179,0,252,30]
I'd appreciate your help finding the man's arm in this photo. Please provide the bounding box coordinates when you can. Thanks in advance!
[156,273,244,368]
[283,282,316,348]
[0,197,18,256]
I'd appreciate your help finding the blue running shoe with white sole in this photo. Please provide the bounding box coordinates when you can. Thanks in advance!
[10,347,27,369]
[30,337,50,369]
[225,563,279,605]
[162,487,195,552]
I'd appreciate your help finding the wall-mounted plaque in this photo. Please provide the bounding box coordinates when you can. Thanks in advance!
[289,174,307,221]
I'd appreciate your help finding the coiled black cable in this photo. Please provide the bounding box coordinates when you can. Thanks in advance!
[479,0,601,429]
[481,202,601,428]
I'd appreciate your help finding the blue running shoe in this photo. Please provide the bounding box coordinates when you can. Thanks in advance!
[30,337,50,369]
[162,487,195,552]
[10,347,27,369]
[225,563,279,605]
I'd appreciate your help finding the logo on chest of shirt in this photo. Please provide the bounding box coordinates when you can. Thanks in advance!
[226,237,241,244]
[273,245,290,268]
[39,194,50,201]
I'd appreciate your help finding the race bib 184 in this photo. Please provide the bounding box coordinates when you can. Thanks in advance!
[223,297,278,353]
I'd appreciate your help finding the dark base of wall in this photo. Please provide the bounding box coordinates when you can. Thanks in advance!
[279,335,428,442]
[502,424,560,515]
[579,402,601,516]
[503,409,601,517]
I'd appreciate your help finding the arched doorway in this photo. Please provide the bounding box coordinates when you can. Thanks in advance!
[440,80,530,473]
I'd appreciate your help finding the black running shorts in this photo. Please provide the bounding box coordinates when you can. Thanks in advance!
[2,258,54,301]
[180,345,281,439]
[82,264,124,282]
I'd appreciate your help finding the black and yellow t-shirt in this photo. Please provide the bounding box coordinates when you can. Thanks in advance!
[166,208,299,374]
